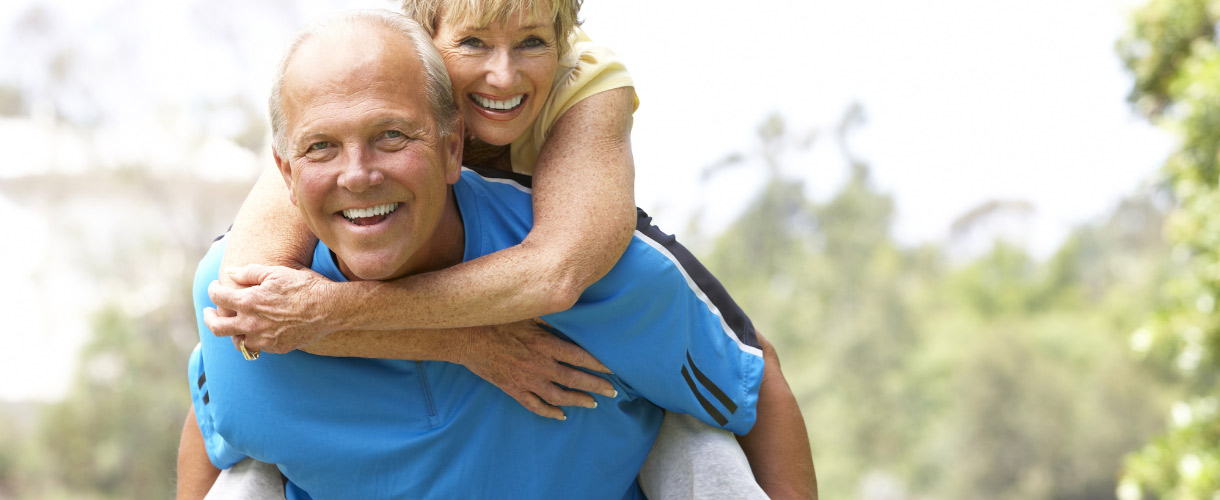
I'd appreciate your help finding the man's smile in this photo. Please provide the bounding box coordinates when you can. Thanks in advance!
[340,202,400,226]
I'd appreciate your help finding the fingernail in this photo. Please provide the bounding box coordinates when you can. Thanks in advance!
[588,402,598,409]
[558,415,567,421]
[224,266,236,275]
[603,390,618,398]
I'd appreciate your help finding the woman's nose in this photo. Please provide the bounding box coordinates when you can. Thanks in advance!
[485,49,519,89]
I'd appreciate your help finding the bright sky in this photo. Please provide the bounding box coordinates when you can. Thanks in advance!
[0,0,1175,401]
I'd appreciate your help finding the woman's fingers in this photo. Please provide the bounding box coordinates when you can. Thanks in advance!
[534,382,597,411]
[548,338,612,374]
[549,364,617,399]
[513,393,566,421]
[224,264,274,287]
[208,280,245,313]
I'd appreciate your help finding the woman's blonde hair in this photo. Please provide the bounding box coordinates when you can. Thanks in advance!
[401,0,582,56]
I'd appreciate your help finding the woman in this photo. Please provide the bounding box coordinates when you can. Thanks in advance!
[197,1,813,498]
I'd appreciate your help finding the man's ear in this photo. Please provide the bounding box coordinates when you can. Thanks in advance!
[443,120,464,184]
[272,147,299,207]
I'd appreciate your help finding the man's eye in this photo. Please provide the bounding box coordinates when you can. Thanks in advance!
[308,141,332,152]
[384,130,403,139]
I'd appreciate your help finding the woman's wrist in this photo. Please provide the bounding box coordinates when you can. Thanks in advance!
[326,279,374,334]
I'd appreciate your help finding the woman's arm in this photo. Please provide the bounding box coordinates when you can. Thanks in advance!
[177,405,222,500]
[221,165,317,274]
[301,320,616,420]
[206,87,637,349]
[736,332,818,499]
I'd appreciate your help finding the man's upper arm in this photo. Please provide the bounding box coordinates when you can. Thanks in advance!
[542,216,765,434]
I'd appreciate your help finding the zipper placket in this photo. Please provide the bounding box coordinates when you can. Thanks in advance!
[415,361,439,426]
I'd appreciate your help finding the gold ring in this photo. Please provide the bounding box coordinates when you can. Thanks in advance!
[239,339,260,361]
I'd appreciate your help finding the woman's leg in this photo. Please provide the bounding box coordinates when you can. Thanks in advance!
[202,458,287,500]
[638,411,769,500]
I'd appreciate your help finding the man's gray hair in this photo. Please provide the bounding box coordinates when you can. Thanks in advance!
[268,9,458,156]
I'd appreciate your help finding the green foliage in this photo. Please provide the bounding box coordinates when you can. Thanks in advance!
[702,114,1176,499]
[1118,1,1220,498]
[0,176,207,498]
[37,309,187,498]
[27,280,196,499]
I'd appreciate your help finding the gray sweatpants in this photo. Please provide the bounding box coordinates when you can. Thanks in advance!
[203,411,767,499]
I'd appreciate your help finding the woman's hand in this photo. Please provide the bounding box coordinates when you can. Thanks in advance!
[204,264,336,354]
[457,320,618,420]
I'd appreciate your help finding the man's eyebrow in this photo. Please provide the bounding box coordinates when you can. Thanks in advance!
[293,132,330,151]
[371,117,428,135]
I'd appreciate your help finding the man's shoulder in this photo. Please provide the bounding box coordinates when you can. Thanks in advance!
[453,167,536,260]
[459,166,534,192]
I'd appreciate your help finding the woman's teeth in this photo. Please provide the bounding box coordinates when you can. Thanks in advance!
[472,94,523,111]
[342,202,399,222]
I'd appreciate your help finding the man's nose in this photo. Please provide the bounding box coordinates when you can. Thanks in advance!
[336,147,383,193]
[485,49,519,90]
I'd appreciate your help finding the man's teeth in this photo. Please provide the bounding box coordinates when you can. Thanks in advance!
[472,94,523,110]
[342,202,399,220]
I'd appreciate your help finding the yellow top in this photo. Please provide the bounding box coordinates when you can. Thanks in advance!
[509,28,639,175]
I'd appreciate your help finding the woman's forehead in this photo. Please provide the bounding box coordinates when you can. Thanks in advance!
[439,0,555,30]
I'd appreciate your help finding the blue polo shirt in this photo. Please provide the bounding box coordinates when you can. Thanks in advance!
[189,167,764,499]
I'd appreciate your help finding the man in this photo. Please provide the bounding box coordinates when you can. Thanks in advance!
[178,9,814,499]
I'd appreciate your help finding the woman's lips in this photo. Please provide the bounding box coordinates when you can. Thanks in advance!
[468,93,528,121]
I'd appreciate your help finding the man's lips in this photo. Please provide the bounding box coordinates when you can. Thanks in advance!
[340,202,399,226]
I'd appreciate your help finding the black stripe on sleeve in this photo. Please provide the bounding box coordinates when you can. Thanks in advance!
[686,352,738,415]
[682,366,728,426]
[634,209,759,350]
[213,225,232,243]
[197,372,206,389]
[202,391,210,405]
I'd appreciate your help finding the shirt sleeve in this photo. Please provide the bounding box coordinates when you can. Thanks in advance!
[187,236,251,469]
[542,211,765,435]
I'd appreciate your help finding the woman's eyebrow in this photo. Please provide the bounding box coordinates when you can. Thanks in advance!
[464,22,549,33]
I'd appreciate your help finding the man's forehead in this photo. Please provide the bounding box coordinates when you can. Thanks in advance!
[284,24,415,95]
[280,23,432,139]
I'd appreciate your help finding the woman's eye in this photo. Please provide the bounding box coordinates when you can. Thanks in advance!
[459,37,485,48]
[520,36,546,49]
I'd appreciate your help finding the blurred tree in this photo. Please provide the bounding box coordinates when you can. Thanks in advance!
[0,167,250,498]
[929,195,1174,499]
[700,110,1177,499]
[1117,0,1220,497]
[701,109,928,497]
[35,299,194,499]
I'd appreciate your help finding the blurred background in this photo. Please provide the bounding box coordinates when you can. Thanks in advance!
[1,0,1217,498]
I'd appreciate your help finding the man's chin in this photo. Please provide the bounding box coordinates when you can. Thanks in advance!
[333,250,408,282]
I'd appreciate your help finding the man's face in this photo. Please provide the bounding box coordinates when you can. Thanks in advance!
[275,26,463,281]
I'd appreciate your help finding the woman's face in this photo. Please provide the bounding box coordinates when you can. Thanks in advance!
[433,9,560,147]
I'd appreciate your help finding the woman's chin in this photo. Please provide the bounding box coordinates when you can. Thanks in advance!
[468,126,524,147]
[464,111,533,146]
